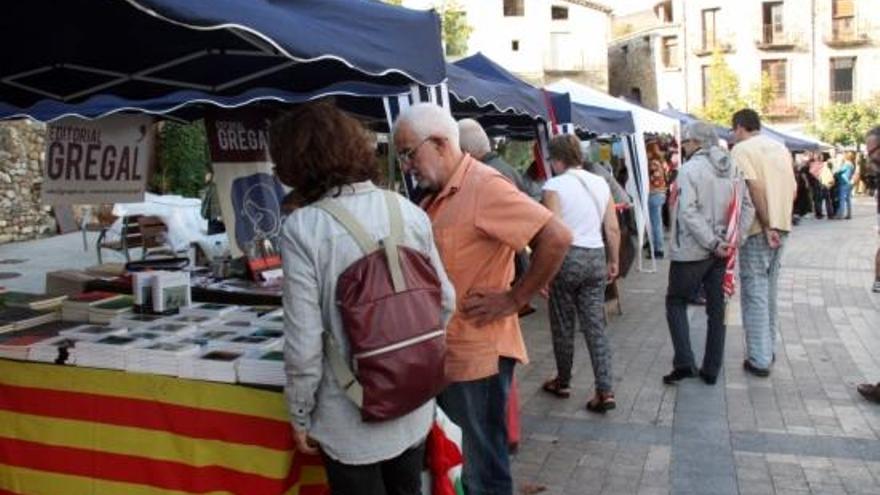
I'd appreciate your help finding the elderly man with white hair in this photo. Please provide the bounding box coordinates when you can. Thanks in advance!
[393,103,571,495]
[662,121,754,386]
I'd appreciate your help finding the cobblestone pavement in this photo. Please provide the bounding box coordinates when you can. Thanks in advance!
[512,195,880,495]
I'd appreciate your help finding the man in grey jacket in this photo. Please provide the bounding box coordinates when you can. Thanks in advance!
[662,121,755,386]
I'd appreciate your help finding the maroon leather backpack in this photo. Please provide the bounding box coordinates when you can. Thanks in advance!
[316,191,447,422]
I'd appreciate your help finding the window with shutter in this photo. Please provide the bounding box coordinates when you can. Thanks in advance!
[832,0,854,18]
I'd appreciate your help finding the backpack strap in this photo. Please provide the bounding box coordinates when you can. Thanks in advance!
[382,191,407,294]
[314,198,378,254]
[323,331,364,408]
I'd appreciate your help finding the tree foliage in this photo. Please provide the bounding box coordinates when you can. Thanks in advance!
[697,50,771,127]
[696,50,746,126]
[441,1,472,57]
[811,97,880,147]
[153,121,209,198]
[496,139,534,172]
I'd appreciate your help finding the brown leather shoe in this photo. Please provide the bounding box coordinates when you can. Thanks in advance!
[857,383,880,403]
[542,377,571,398]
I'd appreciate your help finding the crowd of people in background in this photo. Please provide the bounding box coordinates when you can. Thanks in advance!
[795,148,876,222]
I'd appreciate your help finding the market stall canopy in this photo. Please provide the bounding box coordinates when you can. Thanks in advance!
[548,79,678,136]
[661,106,827,152]
[0,0,445,121]
[660,107,733,142]
[451,53,634,135]
[761,126,827,152]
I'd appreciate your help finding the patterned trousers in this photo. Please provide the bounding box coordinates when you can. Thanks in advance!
[548,246,613,392]
[740,232,787,369]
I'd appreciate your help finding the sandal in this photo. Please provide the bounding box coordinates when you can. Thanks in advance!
[586,391,616,413]
[542,377,571,398]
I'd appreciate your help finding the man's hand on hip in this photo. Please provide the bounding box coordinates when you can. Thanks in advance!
[461,288,520,326]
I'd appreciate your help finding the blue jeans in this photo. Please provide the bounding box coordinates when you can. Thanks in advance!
[437,358,515,495]
[649,192,666,254]
[740,233,787,369]
[837,184,852,218]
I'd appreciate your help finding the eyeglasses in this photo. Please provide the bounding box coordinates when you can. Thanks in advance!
[397,137,433,165]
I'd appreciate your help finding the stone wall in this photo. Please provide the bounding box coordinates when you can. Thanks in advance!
[608,34,659,110]
[0,121,55,244]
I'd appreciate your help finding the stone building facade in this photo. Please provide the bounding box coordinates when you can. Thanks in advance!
[609,0,880,129]
[0,121,55,244]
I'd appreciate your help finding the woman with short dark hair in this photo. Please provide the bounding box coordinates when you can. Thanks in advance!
[270,101,455,495]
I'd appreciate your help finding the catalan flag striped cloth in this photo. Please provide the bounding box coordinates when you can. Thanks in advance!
[0,359,328,495]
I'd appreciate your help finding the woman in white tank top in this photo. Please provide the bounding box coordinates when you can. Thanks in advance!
[539,135,620,413]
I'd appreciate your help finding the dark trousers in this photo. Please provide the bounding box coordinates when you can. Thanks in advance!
[321,441,426,495]
[812,184,834,217]
[665,258,727,378]
[437,358,515,495]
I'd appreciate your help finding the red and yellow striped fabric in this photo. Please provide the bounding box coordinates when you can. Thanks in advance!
[0,360,328,495]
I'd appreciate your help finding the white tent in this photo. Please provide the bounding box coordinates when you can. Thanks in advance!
[548,79,681,271]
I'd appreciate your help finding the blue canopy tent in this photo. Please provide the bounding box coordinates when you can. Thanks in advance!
[451,53,634,136]
[661,106,825,152]
[660,107,733,142]
[0,0,445,121]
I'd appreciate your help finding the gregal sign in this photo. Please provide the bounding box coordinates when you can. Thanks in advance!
[204,110,271,163]
[41,114,154,204]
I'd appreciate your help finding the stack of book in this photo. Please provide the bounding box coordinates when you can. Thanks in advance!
[213,333,278,353]
[89,296,135,324]
[141,321,198,339]
[29,333,100,364]
[221,305,277,321]
[126,341,201,376]
[126,331,166,343]
[61,291,122,322]
[110,312,164,329]
[59,324,128,340]
[180,302,240,319]
[166,314,221,330]
[179,348,244,383]
[0,307,60,332]
[179,329,240,347]
[248,328,283,340]
[151,271,191,313]
[218,319,257,332]
[255,310,285,330]
[236,349,285,386]
[2,291,68,311]
[0,321,80,360]
[45,269,95,296]
[76,335,144,370]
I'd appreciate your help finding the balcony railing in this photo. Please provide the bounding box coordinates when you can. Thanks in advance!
[830,90,853,104]
[694,36,734,56]
[763,100,806,119]
[756,24,803,49]
[824,17,871,46]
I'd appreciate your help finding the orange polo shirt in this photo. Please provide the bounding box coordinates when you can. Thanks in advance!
[423,154,553,382]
